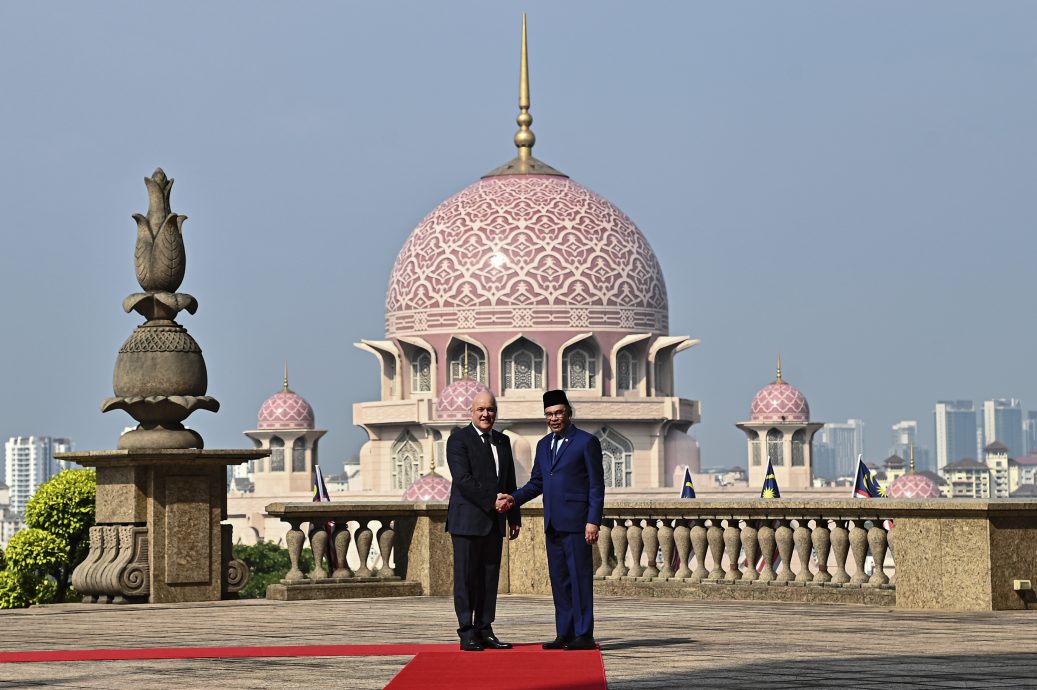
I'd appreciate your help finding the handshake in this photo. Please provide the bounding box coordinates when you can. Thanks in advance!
[495,493,515,513]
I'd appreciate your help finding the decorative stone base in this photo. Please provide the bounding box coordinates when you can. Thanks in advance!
[266,579,423,601]
[595,578,896,606]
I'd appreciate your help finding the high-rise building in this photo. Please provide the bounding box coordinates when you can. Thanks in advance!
[934,401,977,472]
[982,399,1023,458]
[813,419,864,479]
[889,420,931,470]
[3,436,73,514]
[1025,411,1037,455]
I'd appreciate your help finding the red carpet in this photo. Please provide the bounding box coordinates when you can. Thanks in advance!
[0,643,457,663]
[385,648,607,690]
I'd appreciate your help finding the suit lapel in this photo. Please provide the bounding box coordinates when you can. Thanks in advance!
[550,426,575,469]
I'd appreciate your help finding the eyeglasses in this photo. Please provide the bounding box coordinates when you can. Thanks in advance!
[544,411,567,419]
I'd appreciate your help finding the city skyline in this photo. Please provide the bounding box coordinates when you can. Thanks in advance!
[1,3,1036,476]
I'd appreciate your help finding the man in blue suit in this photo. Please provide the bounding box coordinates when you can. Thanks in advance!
[497,389,605,650]
[446,391,521,651]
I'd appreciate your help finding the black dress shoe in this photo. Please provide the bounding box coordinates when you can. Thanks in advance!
[480,633,512,649]
[542,636,572,650]
[459,638,484,652]
[563,636,597,650]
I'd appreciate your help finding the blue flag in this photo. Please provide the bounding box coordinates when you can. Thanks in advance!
[680,467,696,498]
[760,458,781,498]
[852,454,884,498]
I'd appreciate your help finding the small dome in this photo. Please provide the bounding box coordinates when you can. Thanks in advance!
[889,472,942,499]
[436,378,492,420]
[258,389,315,429]
[750,382,810,423]
[402,471,452,501]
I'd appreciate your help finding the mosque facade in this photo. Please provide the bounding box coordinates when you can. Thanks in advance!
[353,23,701,494]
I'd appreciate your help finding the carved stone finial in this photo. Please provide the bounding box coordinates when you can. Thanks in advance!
[133,168,187,293]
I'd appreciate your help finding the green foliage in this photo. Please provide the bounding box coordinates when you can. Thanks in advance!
[233,540,314,599]
[0,545,5,571]
[24,469,96,564]
[0,570,31,609]
[5,528,68,575]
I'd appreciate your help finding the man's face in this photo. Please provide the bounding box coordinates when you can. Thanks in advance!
[544,403,570,434]
[471,393,497,433]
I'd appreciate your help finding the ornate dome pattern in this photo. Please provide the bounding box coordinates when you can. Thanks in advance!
[889,473,942,499]
[402,472,452,502]
[386,175,668,336]
[436,379,492,420]
[258,390,315,430]
[750,382,810,423]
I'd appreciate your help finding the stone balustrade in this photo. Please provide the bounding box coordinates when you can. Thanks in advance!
[266,498,1037,610]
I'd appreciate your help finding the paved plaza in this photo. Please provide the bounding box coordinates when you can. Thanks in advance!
[2,595,1036,689]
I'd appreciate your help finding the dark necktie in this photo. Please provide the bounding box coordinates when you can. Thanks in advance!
[482,433,497,476]
[552,434,563,461]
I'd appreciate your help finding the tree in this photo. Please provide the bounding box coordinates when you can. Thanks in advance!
[232,540,313,599]
[0,469,96,608]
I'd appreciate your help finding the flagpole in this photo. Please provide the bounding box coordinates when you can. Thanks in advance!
[851,453,862,498]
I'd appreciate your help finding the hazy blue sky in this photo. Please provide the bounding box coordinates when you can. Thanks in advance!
[1,2,1035,476]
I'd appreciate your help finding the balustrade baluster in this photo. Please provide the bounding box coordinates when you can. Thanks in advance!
[793,519,813,582]
[354,520,375,578]
[740,520,759,582]
[610,519,629,579]
[332,523,352,578]
[706,519,725,580]
[595,521,613,578]
[689,519,709,582]
[285,520,305,581]
[723,519,742,581]
[757,520,777,582]
[658,520,676,579]
[307,525,330,580]
[626,521,645,578]
[674,519,692,579]
[867,523,890,586]
[830,520,851,584]
[887,523,897,585]
[775,520,794,582]
[377,520,396,578]
[812,518,832,584]
[642,520,660,579]
[849,520,869,585]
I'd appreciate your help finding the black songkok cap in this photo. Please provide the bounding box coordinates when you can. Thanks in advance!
[543,389,570,408]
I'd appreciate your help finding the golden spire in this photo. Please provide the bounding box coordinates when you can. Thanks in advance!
[909,445,916,474]
[775,353,783,384]
[482,16,567,178]
[462,343,470,379]
[283,361,289,391]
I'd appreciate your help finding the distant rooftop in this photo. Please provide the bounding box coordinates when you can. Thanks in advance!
[943,458,988,471]
[984,441,1009,454]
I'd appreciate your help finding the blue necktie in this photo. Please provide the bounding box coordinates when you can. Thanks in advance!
[552,435,562,461]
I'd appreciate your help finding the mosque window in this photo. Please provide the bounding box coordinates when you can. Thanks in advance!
[563,345,597,390]
[767,429,783,467]
[596,427,633,488]
[391,430,423,491]
[411,352,432,393]
[791,429,806,467]
[749,431,761,466]
[617,350,640,392]
[502,338,544,391]
[386,356,397,397]
[292,437,306,472]
[448,342,486,384]
[270,436,285,472]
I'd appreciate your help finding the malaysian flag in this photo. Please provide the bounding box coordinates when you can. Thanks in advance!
[309,465,339,571]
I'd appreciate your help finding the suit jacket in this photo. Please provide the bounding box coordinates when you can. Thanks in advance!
[445,424,520,537]
[511,424,605,533]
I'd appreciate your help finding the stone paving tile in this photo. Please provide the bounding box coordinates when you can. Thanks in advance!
[2,596,1037,688]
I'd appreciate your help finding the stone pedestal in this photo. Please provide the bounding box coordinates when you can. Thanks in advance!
[59,449,266,604]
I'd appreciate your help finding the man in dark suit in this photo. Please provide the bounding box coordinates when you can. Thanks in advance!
[446,390,520,651]
[497,389,605,651]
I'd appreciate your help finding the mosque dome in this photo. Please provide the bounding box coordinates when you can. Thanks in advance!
[385,173,668,337]
[750,383,809,423]
[888,471,942,499]
[402,471,452,502]
[258,385,315,430]
[436,378,492,420]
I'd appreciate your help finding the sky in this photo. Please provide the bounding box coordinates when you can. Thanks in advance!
[1,2,1035,477]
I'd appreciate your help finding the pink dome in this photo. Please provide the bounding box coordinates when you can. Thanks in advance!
[889,473,942,499]
[436,379,492,420]
[750,382,810,423]
[385,175,668,337]
[402,471,452,501]
[257,389,315,430]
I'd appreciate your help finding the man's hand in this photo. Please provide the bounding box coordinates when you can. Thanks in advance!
[585,523,599,545]
[509,524,521,540]
[495,493,515,513]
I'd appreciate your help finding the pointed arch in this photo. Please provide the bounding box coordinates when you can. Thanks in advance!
[767,428,783,467]
[596,427,633,488]
[391,430,423,491]
[270,436,285,472]
[501,335,545,392]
